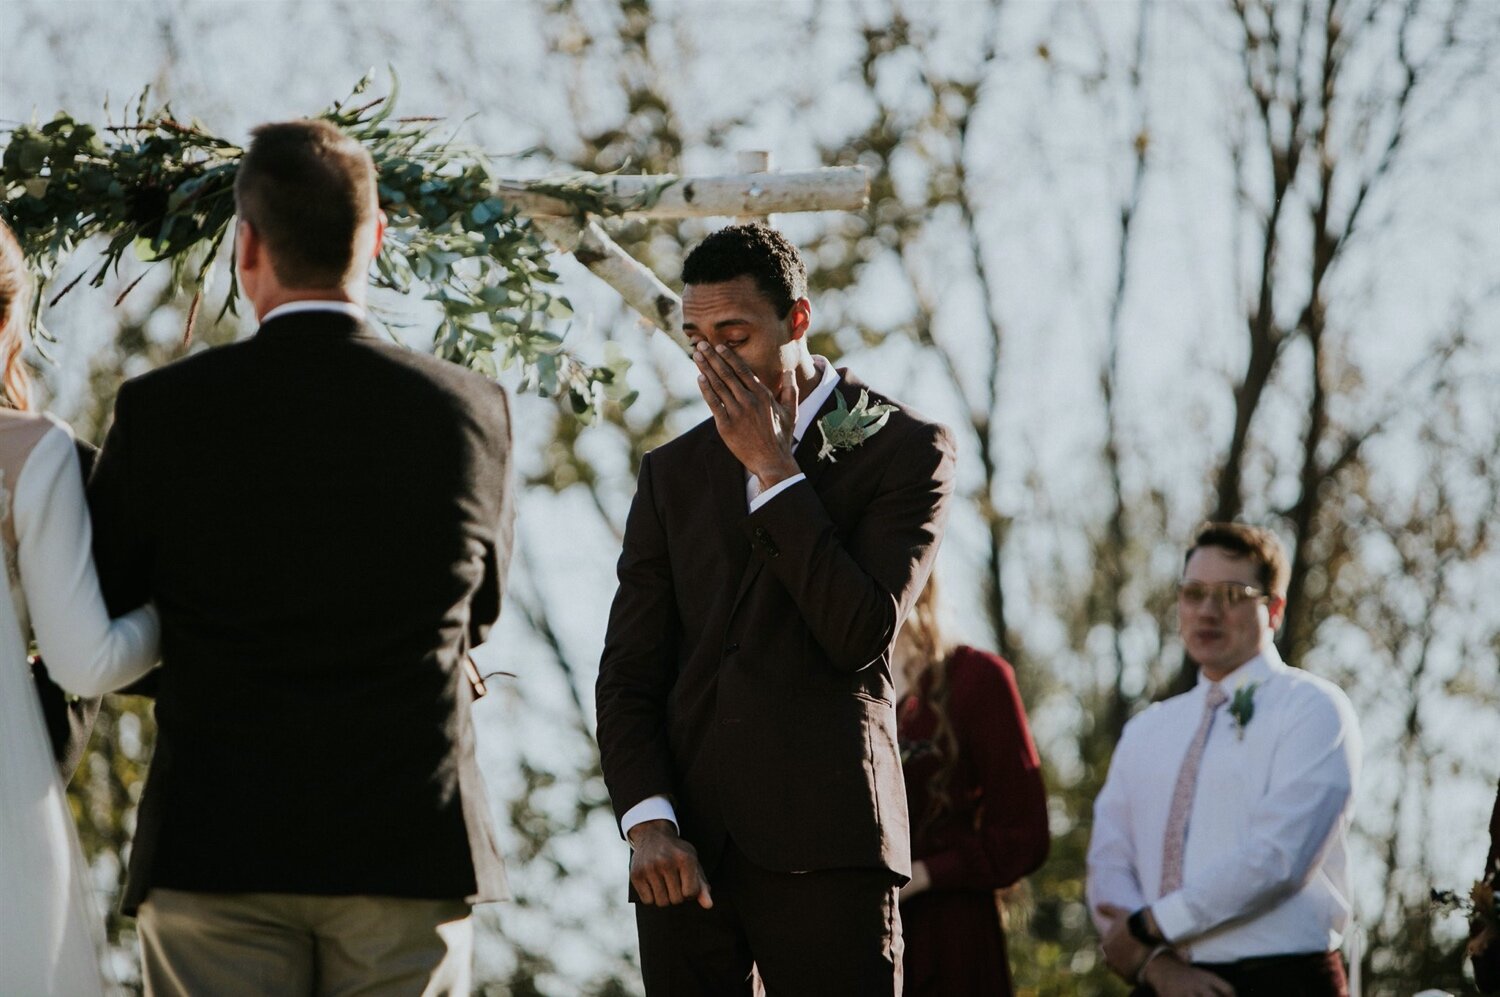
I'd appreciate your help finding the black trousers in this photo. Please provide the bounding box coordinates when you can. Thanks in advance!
[1134,951,1348,997]
[634,838,901,997]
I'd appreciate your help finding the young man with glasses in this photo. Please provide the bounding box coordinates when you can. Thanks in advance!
[1086,523,1361,997]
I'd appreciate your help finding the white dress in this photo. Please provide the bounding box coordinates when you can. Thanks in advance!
[0,411,160,996]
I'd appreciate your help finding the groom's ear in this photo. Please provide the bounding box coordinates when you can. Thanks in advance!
[787,297,812,341]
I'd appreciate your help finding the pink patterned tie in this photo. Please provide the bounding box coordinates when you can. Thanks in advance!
[1160,683,1228,895]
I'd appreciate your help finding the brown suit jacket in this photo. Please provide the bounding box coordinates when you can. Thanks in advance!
[596,369,957,878]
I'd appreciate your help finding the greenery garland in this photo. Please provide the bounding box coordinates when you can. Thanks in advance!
[0,75,631,419]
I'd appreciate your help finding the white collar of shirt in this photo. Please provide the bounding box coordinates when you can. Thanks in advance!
[260,300,367,325]
[1195,642,1284,693]
[743,357,841,510]
[792,356,840,446]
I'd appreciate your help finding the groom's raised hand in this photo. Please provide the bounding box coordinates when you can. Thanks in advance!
[627,819,713,909]
[695,342,800,493]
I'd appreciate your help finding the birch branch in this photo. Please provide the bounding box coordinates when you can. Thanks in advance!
[531,216,688,350]
[496,166,869,219]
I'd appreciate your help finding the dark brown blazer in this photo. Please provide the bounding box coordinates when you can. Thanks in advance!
[88,310,512,914]
[596,369,957,878]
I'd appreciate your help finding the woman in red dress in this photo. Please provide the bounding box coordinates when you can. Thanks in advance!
[895,580,1050,996]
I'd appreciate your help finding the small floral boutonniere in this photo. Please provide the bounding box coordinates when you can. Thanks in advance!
[1228,681,1261,740]
[816,389,896,463]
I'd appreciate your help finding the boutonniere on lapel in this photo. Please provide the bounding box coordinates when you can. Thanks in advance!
[816,390,896,463]
[1228,681,1261,740]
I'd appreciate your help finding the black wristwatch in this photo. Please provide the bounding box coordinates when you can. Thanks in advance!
[1128,907,1165,946]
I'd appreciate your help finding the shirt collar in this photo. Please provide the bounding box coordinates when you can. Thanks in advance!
[261,299,367,325]
[792,357,840,444]
[1196,641,1285,693]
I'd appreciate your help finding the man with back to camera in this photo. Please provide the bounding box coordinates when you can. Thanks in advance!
[594,223,958,995]
[1088,522,1361,997]
[88,119,512,996]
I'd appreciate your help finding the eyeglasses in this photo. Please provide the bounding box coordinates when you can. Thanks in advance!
[1176,580,1267,609]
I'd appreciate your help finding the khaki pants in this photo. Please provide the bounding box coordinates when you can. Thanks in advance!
[137,889,471,997]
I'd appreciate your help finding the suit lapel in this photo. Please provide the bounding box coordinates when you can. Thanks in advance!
[707,427,754,586]
[793,370,859,494]
[724,368,857,621]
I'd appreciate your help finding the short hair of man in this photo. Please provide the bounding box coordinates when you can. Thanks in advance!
[1185,522,1290,597]
[234,119,378,289]
[680,223,808,318]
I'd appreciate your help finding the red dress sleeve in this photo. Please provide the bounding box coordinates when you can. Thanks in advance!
[1475,779,1500,993]
[921,647,1050,892]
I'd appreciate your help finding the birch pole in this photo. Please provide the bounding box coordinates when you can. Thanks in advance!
[735,151,772,226]
[507,163,868,347]
[495,167,868,219]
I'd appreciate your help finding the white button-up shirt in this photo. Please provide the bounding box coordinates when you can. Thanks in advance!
[745,356,839,511]
[1086,645,1361,962]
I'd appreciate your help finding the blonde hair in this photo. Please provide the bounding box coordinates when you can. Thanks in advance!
[899,576,960,834]
[0,220,33,411]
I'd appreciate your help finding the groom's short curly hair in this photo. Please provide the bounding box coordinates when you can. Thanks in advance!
[234,119,377,289]
[681,223,807,318]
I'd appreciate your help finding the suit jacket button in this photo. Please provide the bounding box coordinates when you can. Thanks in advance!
[724,642,739,654]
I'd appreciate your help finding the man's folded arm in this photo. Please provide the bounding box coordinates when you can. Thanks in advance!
[467,385,515,649]
[88,381,150,617]
[595,451,681,823]
[1150,689,1359,943]
[743,420,956,674]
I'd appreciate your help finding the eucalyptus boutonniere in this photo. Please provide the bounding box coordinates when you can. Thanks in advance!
[1228,681,1261,740]
[816,389,896,462]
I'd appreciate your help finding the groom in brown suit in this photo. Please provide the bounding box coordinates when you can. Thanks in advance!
[595,224,956,995]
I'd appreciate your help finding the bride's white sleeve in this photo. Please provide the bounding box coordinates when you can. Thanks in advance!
[14,421,159,697]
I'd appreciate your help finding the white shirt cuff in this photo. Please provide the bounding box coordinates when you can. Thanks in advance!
[749,473,805,513]
[620,795,679,840]
[1149,894,1194,944]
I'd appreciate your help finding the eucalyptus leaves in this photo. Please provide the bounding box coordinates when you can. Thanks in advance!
[816,389,895,462]
[0,75,630,420]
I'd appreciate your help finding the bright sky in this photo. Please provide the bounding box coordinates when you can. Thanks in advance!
[5,1,1498,989]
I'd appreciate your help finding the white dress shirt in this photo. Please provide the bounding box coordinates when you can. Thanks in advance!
[1086,645,1361,962]
[746,357,840,511]
[260,299,367,324]
[619,357,840,839]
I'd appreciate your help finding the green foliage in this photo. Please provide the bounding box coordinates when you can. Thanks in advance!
[0,91,240,336]
[0,74,630,418]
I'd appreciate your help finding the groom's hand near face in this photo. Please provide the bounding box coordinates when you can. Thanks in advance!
[628,819,713,909]
[694,341,800,489]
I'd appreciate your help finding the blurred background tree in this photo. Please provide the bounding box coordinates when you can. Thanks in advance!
[6,0,1500,993]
